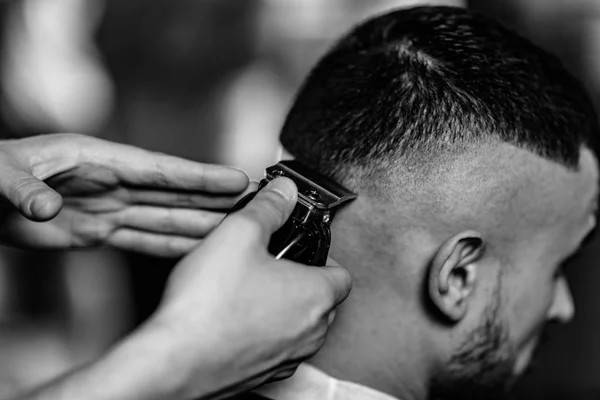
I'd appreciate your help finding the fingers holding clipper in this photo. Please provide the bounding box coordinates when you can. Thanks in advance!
[316,263,353,308]
[220,177,298,246]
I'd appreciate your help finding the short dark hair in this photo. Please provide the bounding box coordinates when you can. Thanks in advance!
[280,6,599,186]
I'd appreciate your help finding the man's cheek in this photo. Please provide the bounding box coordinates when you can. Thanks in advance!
[503,280,553,344]
[507,285,556,375]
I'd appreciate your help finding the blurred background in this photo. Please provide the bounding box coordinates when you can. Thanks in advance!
[0,0,597,398]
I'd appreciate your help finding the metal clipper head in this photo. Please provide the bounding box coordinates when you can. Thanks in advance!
[228,160,357,266]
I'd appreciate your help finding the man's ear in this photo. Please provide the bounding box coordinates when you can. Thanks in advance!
[427,231,485,323]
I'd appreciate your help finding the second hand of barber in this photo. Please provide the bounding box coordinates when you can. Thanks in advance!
[106,177,354,399]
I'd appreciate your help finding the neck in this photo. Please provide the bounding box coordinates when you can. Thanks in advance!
[278,155,438,400]
[308,274,432,400]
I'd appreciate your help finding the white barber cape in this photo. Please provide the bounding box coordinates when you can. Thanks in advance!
[256,364,399,400]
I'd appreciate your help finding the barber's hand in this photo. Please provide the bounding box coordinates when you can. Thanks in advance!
[0,133,251,256]
[148,177,352,399]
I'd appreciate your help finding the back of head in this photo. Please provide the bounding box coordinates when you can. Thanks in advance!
[280,6,598,192]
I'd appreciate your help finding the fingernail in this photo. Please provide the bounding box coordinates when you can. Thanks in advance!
[326,256,341,267]
[265,177,297,201]
[230,166,249,174]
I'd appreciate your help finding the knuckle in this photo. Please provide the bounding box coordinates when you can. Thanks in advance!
[76,217,113,245]
[161,208,176,233]
[166,236,192,256]
[305,335,327,359]
[291,278,337,331]
[322,268,352,304]
[199,213,221,234]
[166,238,180,256]
[194,161,207,188]
[314,334,328,351]
[175,191,195,207]
[59,132,87,147]
[55,133,90,164]
[303,298,329,330]
[313,276,337,307]
[258,188,288,210]
[248,195,287,226]
[153,156,169,187]
[11,177,38,203]
[323,286,337,307]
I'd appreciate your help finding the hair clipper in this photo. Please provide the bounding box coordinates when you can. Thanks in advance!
[229,161,357,266]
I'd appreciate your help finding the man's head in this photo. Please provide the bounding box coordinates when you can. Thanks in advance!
[279,6,599,400]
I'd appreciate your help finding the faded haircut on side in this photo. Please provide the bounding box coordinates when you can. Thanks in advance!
[280,6,599,191]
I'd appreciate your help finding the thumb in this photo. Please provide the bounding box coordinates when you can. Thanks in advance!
[220,177,298,246]
[0,162,63,222]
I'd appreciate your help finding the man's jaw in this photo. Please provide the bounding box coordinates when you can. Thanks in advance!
[514,323,552,378]
[514,335,539,376]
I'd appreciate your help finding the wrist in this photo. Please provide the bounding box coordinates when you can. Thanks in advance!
[16,322,192,400]
[102,317,195,399]
[144,307,265,400]
[140,310,224,399]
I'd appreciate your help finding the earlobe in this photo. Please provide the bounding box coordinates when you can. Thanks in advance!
[428,231,484,323]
